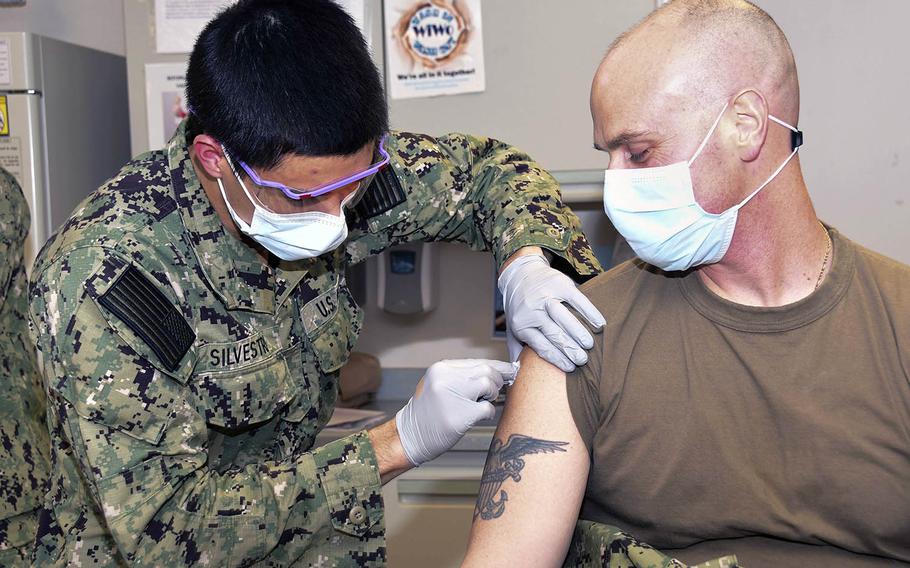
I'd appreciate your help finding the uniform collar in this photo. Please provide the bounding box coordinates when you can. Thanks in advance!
[166,121,311,314]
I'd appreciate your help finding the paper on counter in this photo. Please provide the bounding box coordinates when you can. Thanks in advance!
[326,407,387,431]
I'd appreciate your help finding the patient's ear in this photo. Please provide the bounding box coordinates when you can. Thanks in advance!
[731,89,769,163]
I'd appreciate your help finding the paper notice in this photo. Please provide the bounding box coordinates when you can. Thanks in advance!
[0,95,9,136]
[385,0,486,99]
[155,0,370,54]
[0,39,11,86]
[145,63,188,150]
[0,137,23,182]
[154,0,231,54]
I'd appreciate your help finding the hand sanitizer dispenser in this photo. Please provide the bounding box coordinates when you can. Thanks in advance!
[377,242,438,314]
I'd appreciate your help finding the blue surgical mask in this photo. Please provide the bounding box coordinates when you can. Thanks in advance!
[602,103,802,272]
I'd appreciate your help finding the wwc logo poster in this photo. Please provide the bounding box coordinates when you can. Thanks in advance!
[385,0,486,99]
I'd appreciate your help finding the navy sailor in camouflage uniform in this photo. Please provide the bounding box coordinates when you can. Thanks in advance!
[0,167,51,567]
[27,1,605,565]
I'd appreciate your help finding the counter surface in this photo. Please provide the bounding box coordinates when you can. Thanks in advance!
[315,398,502,467]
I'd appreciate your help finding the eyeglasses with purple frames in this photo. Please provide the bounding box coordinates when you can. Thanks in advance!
[234,134,390,200]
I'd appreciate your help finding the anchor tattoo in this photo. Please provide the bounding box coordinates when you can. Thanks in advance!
[474,434,568,521]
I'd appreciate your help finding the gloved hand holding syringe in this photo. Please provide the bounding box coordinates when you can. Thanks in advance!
[395,359,520,466]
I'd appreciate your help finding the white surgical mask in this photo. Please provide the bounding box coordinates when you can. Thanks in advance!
[217,154,358,261]
[602,103,802,272]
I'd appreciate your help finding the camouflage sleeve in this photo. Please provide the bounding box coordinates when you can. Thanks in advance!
[0,169,28,306]
[29,247,383,566]
[565,521,740,568]
[0,168,48,561]
[346,131,603,280]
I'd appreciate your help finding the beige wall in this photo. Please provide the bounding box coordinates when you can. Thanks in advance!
[0,0,125,55]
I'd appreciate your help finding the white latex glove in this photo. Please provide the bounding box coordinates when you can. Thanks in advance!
[499,254,606,372]
[396,359,517,466]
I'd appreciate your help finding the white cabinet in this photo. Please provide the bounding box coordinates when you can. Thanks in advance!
[382,427,494,568]
[384,462,485,567]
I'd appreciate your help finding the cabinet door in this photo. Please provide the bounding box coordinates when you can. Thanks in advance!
[383,465,484,567]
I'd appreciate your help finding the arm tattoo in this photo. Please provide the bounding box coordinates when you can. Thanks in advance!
[474,433,568,521]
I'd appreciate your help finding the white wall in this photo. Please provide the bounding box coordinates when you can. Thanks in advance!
[355,208,618,369]
[0,0,125,55]
[360,0,910,369]
[754,0,910,266]
[355,244,509,368]
[26,1,905,369]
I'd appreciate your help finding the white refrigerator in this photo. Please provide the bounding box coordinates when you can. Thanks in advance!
[0,32,130,271]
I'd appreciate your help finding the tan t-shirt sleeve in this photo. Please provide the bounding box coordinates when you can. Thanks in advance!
[563,262,645,455]
[565,315,605,454]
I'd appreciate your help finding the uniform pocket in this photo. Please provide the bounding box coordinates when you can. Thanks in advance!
[190,343,300,430]
[65,301,179,446]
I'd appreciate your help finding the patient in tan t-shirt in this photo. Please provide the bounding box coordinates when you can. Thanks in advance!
[461,1,909,567]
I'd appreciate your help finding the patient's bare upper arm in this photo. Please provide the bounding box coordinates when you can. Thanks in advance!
[462,348,590,568]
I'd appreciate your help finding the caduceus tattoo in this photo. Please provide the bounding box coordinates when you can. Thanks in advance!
[474,434,569,520]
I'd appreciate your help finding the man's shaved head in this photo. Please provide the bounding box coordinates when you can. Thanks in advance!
[592,0,801,213]
[592,0,826,304]
[604,0,798,121]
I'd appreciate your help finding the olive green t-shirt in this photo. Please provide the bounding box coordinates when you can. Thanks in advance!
[567,228,910,567]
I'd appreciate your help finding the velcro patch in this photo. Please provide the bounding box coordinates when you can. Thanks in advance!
[301,286,339,336]
[196,334,271,373]
[355,166,407,218]
[98,265,195,371]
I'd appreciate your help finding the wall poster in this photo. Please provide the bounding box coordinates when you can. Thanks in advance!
[144,62,188,150]
[154,0,369,54]
[385,0,486,99]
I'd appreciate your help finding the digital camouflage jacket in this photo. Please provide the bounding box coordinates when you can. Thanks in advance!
[28,123,601,566]
[0,168,50,567]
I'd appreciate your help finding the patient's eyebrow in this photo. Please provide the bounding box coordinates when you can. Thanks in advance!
[598,130,652,152]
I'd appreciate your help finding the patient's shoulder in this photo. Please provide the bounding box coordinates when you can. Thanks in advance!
[580,259,649,291]
[580,259,672,316]
[853,242,910,286]
[851,241,910,320]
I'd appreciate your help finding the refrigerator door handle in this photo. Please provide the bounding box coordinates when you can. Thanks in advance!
[0,89,42,96]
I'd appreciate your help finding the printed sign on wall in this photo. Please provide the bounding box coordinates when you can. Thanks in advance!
[385,0,485,99]
[0,39,11,85]
[144,62,188,150]
[0,95,9,137]
[154,0,232,54]
[155,0,368,54]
